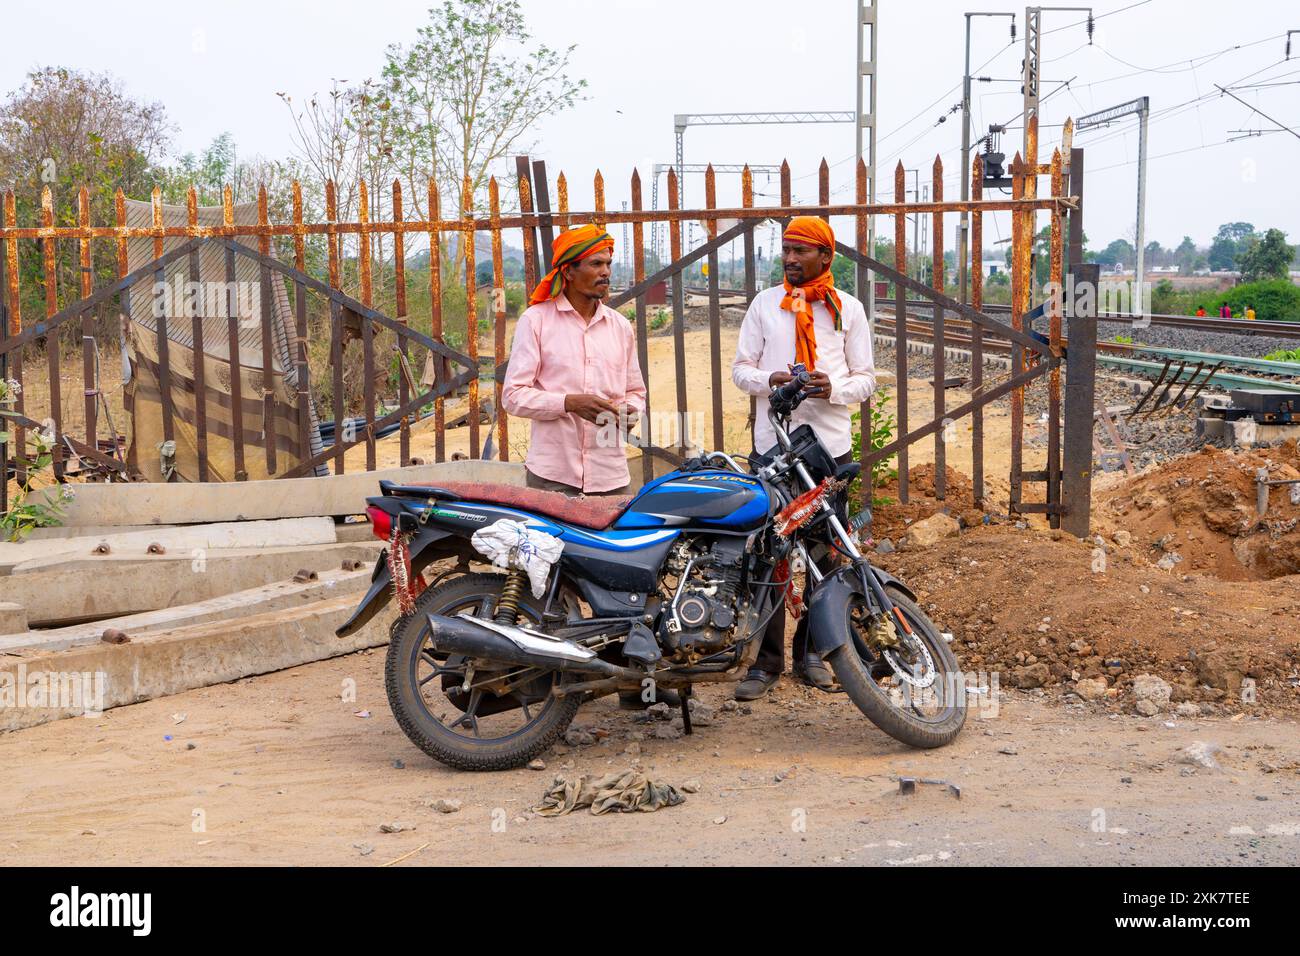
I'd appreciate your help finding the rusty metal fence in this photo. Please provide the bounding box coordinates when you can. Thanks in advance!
[1,116,1091,529]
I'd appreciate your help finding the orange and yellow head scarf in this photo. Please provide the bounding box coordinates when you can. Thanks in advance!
[780,216,842,370]
[529,224,615,305]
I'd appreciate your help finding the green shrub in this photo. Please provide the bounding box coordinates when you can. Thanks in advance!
[1200,280,1300,323]
[849,386,898,507]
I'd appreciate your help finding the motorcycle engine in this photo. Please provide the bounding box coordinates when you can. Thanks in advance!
[658,536,746,661]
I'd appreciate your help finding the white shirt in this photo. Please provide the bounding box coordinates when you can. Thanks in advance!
[731,284,877,458]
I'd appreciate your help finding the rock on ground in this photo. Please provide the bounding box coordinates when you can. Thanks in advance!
[1132,674,1173,715]
[903,512,961,549]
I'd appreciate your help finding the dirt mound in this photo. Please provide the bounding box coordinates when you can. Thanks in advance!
[870,463,987,542]
[1094,441,1300,580]
[876,525,1300,712]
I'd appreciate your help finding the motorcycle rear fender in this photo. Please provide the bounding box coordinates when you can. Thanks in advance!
[334,526,475,638]
[805,563,917,656]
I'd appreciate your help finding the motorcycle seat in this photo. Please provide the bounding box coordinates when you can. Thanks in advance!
[434,481,632,530]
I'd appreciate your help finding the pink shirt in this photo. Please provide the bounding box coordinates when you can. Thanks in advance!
[502,294,647,493]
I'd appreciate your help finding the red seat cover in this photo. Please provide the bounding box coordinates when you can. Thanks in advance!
[433,482,631,530]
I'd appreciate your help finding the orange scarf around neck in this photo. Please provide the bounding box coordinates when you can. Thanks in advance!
[780,269,842,371]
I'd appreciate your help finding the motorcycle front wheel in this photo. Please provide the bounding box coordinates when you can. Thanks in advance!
[828,583,967,748]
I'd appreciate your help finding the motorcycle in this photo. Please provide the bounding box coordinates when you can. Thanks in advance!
[337,366,966,771]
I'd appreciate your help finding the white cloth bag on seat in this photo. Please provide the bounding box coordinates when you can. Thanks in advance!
[470,519,565,598]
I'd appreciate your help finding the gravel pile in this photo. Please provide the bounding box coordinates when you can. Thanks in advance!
[874,341,1220,472]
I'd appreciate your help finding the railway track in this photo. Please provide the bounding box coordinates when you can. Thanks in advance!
[894,298,1300,339]
[875,307,1300,395]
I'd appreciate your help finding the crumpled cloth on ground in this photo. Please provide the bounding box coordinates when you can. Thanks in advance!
[533,770,686,816]
[470,519,564,598]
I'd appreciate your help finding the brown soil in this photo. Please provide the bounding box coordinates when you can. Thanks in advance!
[1093,441,1300,581]
[870,464,984,542]
[2,648,1297,866]
[877,524,1300,713]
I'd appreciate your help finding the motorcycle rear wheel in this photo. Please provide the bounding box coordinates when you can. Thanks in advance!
[385,572,580,771]
[828,583,967,748]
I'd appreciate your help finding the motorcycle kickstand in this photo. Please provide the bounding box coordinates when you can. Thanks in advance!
[680,685,693,736]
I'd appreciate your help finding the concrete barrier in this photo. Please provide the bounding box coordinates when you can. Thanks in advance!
[0,592,395,732]
[2,550,379,635]
[0,566,372,653]
[56,460,527,528]
[0,517,338,575]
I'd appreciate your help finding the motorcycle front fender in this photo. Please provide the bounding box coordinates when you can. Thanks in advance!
[805,563,917,656]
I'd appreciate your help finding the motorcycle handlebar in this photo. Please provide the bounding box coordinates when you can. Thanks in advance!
[773,370,809,405]
[769,364,811,416]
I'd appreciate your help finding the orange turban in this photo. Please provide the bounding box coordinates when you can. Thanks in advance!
[780,217,842,371]
[529,224,615,305]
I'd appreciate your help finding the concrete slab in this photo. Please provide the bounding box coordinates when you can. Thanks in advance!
[3,542,381,626]
[0,603,26,633]
[1196,417,1227,441]
[1258,423,1300,443]
[0,593,394,732]
[0,566,372,655]
[0,517,337,575]
[22,524,159,541]
[57,460,526,528]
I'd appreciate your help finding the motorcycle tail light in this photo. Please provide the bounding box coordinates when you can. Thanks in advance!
[367,505,393,541]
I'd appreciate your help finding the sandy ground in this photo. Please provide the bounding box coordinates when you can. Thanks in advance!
[1,646,1296,867]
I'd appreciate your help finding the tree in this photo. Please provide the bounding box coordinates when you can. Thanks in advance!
[1095,239,1135,270]
[0,66,172,320]
[383,0,587,298]
[1207,235,1237,272]
[1237,228,1294,282]
[1207,221,1257,272]
[1174,235,1197,274]
[158,134,326,273]
[1216,222,1256,243]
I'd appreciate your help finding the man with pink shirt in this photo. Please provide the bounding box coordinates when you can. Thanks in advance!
[503,226,663,711]
[502,224,646,496]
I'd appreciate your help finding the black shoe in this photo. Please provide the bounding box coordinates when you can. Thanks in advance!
[793,652,837,691]
[619,688,682,710]
[734,669,780,701]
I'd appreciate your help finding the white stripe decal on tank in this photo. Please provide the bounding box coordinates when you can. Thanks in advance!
[559,527,678,548]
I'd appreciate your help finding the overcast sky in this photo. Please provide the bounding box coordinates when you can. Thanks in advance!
[6,0,1298,256]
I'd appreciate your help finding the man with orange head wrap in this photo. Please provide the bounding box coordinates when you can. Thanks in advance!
[503,224,646,496]
[731,216,877,699]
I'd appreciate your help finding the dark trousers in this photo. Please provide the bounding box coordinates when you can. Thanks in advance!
[754,449,854,675]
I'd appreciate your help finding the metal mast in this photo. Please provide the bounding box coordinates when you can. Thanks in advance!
[1076,97,1150,305]
[856,0,879,318]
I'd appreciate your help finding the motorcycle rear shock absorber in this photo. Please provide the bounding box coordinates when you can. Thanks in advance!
[494,569,527,624]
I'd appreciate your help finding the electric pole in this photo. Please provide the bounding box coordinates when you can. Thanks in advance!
[1021,6,1093,302]
[960,11,1016,305]
[855,0,879,318]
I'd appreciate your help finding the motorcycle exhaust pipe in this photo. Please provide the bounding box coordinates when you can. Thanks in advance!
[425,613,633,677]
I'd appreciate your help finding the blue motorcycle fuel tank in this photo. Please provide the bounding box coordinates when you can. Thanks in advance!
[612,470,770,531]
